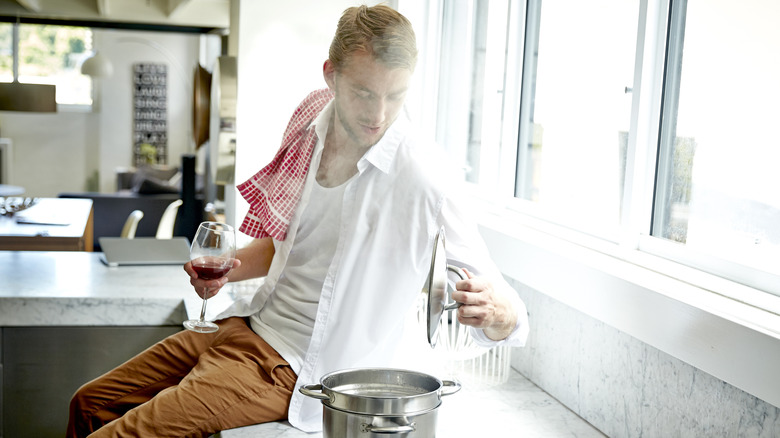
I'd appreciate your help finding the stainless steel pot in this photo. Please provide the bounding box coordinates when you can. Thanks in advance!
[300,368,461,437]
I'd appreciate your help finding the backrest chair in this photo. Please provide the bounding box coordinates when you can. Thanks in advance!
[120,210,144,239]
[155,199,183,239]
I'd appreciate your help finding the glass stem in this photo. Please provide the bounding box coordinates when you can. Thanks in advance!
[198,288,209,322]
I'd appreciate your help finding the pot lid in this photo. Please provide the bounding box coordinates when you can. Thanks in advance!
[425,227,448,348]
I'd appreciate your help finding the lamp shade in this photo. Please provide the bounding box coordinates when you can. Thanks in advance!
[0,82,57,112]
[81,52,114,77]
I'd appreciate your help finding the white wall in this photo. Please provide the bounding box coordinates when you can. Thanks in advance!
[0,28,215,197]
[94,29,207,192]
[0,111,94,196]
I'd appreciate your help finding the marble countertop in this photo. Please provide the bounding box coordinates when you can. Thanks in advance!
[0,251,195,326]
[1,251,605,437]
[214,367,606,437]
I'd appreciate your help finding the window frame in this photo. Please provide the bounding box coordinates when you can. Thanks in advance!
[640,0,780,300]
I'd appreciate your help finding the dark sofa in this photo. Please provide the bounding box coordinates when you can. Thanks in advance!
[60,158,205,251]
[58,192,198,251]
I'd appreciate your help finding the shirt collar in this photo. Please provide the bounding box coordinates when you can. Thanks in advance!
[309,100,409,175]
[362,114,408,174]
[311,100,333,143]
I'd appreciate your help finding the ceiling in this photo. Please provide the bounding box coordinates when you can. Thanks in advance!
[0,0,229,33]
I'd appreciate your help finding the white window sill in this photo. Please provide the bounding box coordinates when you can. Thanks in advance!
[57,103,93,113]
[477,205,780,409]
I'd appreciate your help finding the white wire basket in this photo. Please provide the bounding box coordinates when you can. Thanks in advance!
[415,290,512,387]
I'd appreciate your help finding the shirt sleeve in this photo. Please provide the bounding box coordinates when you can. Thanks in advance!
[468,292,529,347]
[438,191,530,348]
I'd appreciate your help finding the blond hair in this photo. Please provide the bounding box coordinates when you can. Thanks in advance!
[329,4,418,72]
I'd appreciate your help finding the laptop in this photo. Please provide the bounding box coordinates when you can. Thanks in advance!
[99,237,191,267]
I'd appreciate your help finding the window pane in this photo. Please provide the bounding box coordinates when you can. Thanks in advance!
[0,22,11,82]
[517,0,640,237]
[429,0,532,197]
[463,0,510,187]
[654,0,780,276]
[18,24,92,105]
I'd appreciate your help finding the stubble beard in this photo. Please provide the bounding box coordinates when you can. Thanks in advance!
[333,101,394,152]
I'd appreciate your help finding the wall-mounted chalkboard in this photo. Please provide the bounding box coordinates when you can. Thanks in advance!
[133,63,168,166]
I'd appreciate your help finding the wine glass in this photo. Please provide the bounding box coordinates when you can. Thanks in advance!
[183,221,236,333]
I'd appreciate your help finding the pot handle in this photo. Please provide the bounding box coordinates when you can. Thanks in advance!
[298,384,331,401]
[441,379,462,396]
[361,423,416,434]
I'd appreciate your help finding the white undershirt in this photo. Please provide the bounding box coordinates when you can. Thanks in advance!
[249,177,346,373]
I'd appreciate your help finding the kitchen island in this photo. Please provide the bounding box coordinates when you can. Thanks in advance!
[0,251,605,437]
[0,250,195,437]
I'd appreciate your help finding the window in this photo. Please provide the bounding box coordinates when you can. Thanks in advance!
[1,22,93,106]
[426,0,640,238]
[0,23,12,82]
[431,0,524,197]
[516,0,640,238]
[419,0,779,297]
[652,0,780,289]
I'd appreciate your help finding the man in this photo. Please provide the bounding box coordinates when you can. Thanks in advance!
[67,5,528,436]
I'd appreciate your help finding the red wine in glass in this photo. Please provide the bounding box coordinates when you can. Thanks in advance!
[192,257,232,280]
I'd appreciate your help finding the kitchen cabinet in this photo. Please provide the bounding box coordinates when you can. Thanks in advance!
[1,326,180,438]
[0,251,193,437]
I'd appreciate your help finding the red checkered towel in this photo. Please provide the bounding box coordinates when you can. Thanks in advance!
[237,89,334,240]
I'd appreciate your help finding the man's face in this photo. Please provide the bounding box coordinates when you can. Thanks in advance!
[324,51,412,150]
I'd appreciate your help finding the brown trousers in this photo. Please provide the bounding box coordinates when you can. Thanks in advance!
[66,317,297,438]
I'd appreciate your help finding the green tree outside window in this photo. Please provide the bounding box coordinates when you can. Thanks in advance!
[1,23,93,105]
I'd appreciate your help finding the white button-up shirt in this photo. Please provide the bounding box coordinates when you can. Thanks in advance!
[216,102,529,432]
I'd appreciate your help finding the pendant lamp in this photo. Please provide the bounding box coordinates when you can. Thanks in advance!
[0,82,57,112]
[81,51,114,78]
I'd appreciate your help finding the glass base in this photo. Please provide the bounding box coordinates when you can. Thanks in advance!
[183,319,219,333]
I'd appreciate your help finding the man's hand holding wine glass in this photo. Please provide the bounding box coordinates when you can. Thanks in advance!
[185,257,243,300]
[182,222,239,333]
